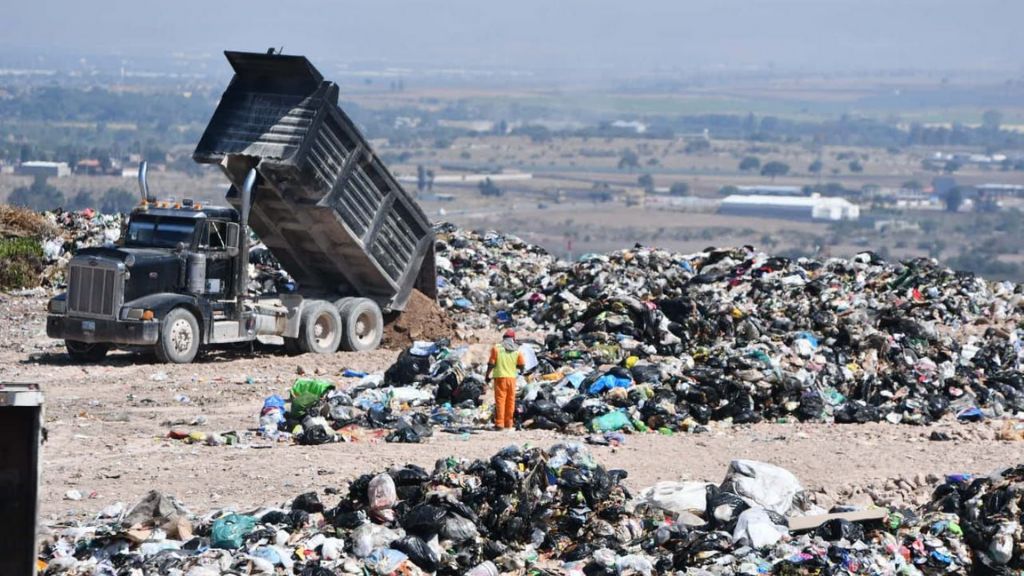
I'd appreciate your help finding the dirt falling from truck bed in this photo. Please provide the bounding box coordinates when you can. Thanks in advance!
[381,289,460,349]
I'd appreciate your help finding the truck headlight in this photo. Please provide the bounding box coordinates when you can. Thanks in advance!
[48,299,67,314]
[125,308,155,320]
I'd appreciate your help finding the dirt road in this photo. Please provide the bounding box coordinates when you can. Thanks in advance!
[3,292,1022,521]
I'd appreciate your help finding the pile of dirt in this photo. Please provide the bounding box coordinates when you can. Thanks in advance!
[382,289,459,349]
[0,204,54,290]
[0,204,54,239]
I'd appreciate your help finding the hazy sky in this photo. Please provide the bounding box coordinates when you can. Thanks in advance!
[2,0,1020,73]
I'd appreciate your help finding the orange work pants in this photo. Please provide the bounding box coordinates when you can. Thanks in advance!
[493,377,517,429]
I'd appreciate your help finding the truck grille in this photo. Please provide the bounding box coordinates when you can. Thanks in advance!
[67,261,122,318]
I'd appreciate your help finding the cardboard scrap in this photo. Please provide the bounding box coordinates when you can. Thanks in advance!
[788,508,888,532]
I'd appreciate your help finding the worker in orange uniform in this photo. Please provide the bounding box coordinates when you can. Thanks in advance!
[486,329,525,430]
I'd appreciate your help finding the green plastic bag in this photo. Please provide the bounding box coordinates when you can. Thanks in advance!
[289,378,334,416]
[590,410,633,432]
[211,514,257,549]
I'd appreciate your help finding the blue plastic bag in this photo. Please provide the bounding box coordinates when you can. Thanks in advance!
[565,372,587,389]
[795,331,818,348]
[262,395,286,413]
[588,374,632,395]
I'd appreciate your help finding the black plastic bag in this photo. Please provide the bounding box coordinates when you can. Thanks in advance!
[631,364,662,384]
[386,428,421,443]
[491,457,520,494]
[562,395,587,415]
[795,392,825,421]
[291,492,324,514]
[705,486,748,530]
[391,465,430,486]
[329,509,366,529]
[288,509,309,528]
[347,474,373,504]
[814,518,864,542]
[260,510,291,526]
[401,504,448,537]
[834,402,880,424]
[391,535,440,572]
[385,350,432,384]
[365,405,396,428]
[299,426,333,446]
[439,514,478,543]
[396,485,424,503]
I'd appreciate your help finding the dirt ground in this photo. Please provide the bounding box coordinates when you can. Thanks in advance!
[3,291,1023,523]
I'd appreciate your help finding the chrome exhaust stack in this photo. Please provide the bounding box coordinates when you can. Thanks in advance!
[137,161,153,202]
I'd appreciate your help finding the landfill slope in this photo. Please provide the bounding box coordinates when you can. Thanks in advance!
[0,288,1014,521]
[434,225,1024,428]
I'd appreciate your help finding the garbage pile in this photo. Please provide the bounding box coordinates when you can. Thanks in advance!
[38,443,1024,576]
[434,224,557,329]
[258,342,491,445]
[435,224,1024,429]
[40,208,123,285]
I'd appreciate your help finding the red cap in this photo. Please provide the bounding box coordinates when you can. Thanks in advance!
[503,329,516,339]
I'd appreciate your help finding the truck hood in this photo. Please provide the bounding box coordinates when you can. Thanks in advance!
[76,246,181,266]
[73,247,182,301]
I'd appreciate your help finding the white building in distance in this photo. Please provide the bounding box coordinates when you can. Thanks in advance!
[720,194,860,222]
[16,161,70,178]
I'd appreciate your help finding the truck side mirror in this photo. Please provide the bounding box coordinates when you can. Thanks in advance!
[225,223,240,257]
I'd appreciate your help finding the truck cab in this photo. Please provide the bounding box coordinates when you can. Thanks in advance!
[123,203,241,302]
[46,184,252,363]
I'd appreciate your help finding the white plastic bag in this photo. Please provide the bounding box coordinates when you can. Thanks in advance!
[367,473,397,512]
[638,481,711,517]
[722,460,803,515]
[732,507,789,548]
[521,344,539,373]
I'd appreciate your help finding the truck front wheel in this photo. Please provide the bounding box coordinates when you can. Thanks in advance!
[155,308,201,364]
[66,340,109,363]
[298,301,343,354]
[339,298,383,352]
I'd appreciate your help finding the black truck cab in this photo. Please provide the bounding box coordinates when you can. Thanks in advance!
[124,203,241,301]
[46,196,249,363]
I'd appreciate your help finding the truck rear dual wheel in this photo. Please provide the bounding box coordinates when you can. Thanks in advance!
[297,301,343,354]
[337,298,383,352]
[155,308,201,364]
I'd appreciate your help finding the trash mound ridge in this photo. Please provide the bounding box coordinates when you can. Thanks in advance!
[38,443,1024,575]
[432,224,1024,427]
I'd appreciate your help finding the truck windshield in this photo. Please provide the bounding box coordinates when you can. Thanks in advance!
[125,216,198,248]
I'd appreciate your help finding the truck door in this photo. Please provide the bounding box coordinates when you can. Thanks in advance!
[200,220,233,298]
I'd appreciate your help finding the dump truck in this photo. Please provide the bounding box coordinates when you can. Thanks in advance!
[46,50,436,363]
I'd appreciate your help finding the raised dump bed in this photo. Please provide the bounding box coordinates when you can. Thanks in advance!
[193,51,435,312]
